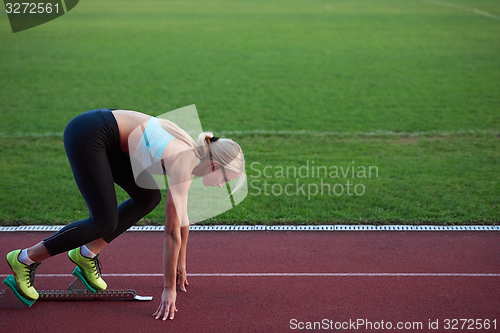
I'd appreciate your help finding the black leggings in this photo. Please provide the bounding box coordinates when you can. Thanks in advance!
[43,109,161,256]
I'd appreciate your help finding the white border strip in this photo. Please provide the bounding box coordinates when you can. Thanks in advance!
[0,225,498,232]
[0,273,499,278]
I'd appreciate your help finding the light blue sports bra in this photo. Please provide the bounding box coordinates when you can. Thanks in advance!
[134,117,199,175]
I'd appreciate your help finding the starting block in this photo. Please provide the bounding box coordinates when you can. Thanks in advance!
[0,267,153,309]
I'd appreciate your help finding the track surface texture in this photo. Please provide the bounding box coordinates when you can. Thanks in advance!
[1,231,499,332]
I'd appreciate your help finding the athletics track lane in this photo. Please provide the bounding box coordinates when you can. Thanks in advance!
[0,231,499,332]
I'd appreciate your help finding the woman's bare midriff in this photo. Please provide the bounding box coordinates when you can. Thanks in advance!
[111,110,151,154]
[110,110,195,172]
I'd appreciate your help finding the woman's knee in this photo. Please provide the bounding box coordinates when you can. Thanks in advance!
[147,189,162,210]
[127,188,161,216]
[92,211,119,236]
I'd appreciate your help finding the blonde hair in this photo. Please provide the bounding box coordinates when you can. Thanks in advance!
[157,119,246,193]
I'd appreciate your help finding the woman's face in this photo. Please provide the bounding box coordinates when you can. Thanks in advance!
[202,167,239,188]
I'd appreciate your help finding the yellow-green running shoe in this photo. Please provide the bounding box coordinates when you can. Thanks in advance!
[6,249,40,300]
[68,247,107,290]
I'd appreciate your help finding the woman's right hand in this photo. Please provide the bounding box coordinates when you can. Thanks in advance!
[153,288,178,320]
[177,268,189,292]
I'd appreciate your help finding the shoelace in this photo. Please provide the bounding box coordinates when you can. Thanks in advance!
[26,262,41,288]
[90,255,103,278]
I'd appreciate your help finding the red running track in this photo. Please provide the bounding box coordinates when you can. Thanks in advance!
[0,231,499,332]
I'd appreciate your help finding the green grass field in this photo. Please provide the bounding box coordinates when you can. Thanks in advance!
[1,0,498,225]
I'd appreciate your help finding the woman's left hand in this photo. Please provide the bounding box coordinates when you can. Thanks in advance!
[177,268,189,292]
[153,288,178,320]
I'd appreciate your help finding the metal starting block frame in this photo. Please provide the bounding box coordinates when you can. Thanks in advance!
[0,273,153,309]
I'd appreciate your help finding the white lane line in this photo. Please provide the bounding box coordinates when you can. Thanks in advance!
[1,273,499,278]
[422,0,500,20]
[191,273,500,277]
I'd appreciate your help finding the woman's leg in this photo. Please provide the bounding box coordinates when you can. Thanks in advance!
[85,238,109,254]
[26,242,51,262]
[76,153,160,259]
[100,151,162,244]
[41,111,121,257]
[7,109,120,298]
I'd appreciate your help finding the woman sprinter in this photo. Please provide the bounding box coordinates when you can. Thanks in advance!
[6,108,245,320]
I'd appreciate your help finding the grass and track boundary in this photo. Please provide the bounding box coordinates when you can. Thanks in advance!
[1,0,498,226]
[1,225,498,232]
[1,132,497,225]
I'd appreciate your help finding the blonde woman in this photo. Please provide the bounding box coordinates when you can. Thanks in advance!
[5,108,245,320]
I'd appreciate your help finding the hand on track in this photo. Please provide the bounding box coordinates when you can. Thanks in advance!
[177,269,189,292]
[153,289,178,320]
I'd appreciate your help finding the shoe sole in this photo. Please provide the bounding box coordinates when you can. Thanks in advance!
[3,274,37,306]
[68,256,105,291]
[71,266,96,293]
[5,256,38,301]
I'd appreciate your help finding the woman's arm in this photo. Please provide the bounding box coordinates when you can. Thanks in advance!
[177,225,190,292]
[154,164,192,321]
[154,189,181,320]
[164,189,182,289]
